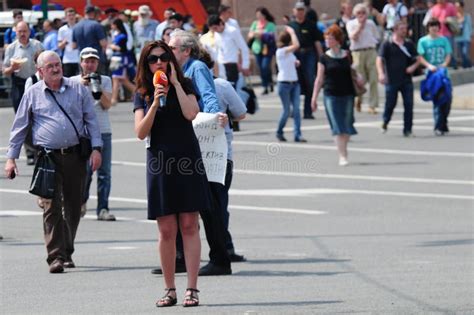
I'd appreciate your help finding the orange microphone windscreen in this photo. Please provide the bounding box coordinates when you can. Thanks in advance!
[153,70,168,87]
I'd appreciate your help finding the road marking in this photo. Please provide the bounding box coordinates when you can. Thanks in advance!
[107,246,138,250]
[109,160,473,186]
[230,188,474,200]
[232,140,474,158]
[0,189,325,216]
[233,169,474,186]
[0,210,42,216]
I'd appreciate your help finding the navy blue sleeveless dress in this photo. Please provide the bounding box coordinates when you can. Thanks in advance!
[133,80,211,219]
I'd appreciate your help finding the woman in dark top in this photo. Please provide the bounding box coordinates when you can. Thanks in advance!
[134,41,208,307]
[110,18,135,105]
[311,25,357,166]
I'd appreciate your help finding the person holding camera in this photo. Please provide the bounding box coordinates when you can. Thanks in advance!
[72,47,115,221]
[4,51,102,273]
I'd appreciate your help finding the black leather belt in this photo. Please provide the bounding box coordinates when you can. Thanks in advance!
[279,81,298,84]
[41,145,79,155]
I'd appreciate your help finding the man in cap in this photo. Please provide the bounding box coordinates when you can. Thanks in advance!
[72,5,108,73]
[71,48,115,221]
[3,21,44,164]
[4,51,102,273]
[133,5,158,61]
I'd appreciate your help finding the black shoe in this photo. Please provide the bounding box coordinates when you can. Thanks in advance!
[64,259,75,268]
[261,88,268,95]
[303,115,315,120]
[294,137,307,143]
[276,134,287,142]
[49,259,64,273]
[151,263,187,275]
[27,156,35,165]
[381,122,388,134]
[198,262,231,276]
[270,84,274,92]
[229,253,247,262]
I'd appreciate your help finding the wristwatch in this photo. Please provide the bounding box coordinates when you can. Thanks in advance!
[92,146,102,153]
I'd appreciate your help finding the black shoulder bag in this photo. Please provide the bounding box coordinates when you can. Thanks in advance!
[46,89,92,160]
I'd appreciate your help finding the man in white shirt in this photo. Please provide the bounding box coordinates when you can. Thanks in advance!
[155,7,176,40]
[207,15,250,89]
[347,3,380,114]
[58,7,80,77]
[218,4,240,31]
[382,0,408,37]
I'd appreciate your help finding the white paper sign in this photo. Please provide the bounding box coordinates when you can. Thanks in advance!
[192,113,228,185]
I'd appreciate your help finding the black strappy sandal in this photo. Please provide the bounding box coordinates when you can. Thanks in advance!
[156,288,177,307]
[183,288,200,307]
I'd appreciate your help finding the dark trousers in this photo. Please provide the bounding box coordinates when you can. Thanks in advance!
[175,181,231,268]
[220,160,235,251]
[42,151,86,264]
[12,75,37,159]
[223,63,239,88]
[295,49,317,117]
[383,81,414,133]
[62,63,79,77]
[433,98,451,132]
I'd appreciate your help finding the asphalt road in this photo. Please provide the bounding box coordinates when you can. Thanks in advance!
[1,88,473,314]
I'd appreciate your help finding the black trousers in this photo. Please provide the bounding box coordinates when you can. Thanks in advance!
[62,63,79,77]
[175,182,231,268]
[223,63,239,88]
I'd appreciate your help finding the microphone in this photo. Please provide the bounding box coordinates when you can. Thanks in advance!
[153,70,169,107]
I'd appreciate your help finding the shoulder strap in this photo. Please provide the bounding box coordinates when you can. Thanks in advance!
[31,74,38,84]
[46,89,81,140]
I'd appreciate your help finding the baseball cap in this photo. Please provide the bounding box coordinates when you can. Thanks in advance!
[294,2,306,9]
[80,47,100,60]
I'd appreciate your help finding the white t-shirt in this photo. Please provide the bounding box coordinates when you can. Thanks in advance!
[71,75,113,134]
[58,24,79,64]
[276,48,298,82]
[382,2,408,30]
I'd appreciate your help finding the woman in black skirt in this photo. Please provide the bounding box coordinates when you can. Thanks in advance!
[133,41,208,307]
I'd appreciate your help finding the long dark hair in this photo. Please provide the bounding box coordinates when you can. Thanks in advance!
[112,18,127,35]
[256,7,275,23]
[135,40,186,102]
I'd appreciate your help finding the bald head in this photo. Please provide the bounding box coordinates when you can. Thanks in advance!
[16,21,30,44]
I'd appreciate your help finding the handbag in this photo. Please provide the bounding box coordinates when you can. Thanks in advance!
[46,89,92,160]
[29,151,56,199]
[109,55,122,71]
[241,76,258,114]
[351,68,367,96]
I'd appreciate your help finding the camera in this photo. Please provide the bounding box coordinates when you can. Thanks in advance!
[84,73,102,100]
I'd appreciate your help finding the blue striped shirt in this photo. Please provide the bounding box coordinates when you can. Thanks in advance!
[7,77,102,159]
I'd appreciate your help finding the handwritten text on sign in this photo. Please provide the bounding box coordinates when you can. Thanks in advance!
[192,113,227,185]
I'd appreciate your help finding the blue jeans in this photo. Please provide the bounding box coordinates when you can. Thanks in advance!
[457,41,472,68]
[255,53,273,89]
[83,133,112,214]
[433,98,451,132]
[277,82,302,139]
[383,81,414,133]
[295,49,316,117]
[447,36,457,68]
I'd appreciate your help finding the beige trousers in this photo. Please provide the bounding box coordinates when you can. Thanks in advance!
[352,48,379,109]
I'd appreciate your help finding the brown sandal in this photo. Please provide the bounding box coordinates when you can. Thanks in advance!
[183,288,200,307]
[156,288,177,307]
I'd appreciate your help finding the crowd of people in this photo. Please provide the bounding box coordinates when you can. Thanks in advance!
[1,0,472,308]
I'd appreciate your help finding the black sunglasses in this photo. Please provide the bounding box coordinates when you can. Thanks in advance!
[147,52,171,64]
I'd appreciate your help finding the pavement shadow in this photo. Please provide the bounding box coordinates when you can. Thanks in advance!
[247,258,350,264]
[416,238,474,247]
[232,270,348,277]
[204,300,343,307]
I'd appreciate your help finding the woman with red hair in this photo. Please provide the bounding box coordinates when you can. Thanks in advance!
[311,25,357,166]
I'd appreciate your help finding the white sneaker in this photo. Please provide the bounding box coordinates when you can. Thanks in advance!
[339,157,349,166]
[98,209,116,221]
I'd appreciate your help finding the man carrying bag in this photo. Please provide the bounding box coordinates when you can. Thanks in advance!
[4,51,102,274]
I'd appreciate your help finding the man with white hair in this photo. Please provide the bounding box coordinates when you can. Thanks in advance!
[4,51,103,273]
[346,3,380,114]
[133,5,158,60]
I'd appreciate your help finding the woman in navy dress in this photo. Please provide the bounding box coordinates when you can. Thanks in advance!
[110,18,136,105]
[133,41,208,307]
